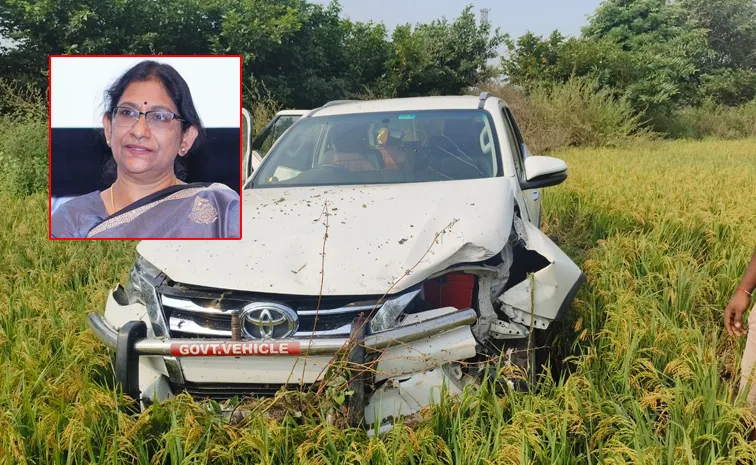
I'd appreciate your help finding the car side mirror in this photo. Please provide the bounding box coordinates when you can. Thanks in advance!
[520,156,568,190]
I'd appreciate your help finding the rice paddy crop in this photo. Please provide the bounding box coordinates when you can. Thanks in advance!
[2,139,755,464]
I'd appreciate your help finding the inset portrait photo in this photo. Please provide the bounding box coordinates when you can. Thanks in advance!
[49,55,242,239]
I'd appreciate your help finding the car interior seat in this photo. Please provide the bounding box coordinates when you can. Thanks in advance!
[376,128,409,170]
[323,126,383,171]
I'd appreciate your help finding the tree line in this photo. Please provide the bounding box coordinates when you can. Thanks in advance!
[0,0,502,110]
[501,0,756,128]
[1,0,755,132]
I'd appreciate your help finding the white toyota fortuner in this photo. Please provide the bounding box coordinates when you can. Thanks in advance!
[88,93,585,430]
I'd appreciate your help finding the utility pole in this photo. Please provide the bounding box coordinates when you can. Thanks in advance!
[480,8,490,27]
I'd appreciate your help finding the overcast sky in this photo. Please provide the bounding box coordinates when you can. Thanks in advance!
[312,0,603,39]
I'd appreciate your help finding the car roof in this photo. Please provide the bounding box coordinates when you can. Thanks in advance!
[276,109,309,116]
[310,95,493,117]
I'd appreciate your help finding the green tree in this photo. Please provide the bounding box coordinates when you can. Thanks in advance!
[680,0,756,70]
[680,0,756,105]
[340,19,392,98]
[382,5,505,98]
[500,31,566,87]
[0,0,303,97]
[243,2,391,108]
[502,0,713,124]
[582,0,709,116]
[1,0,503,110]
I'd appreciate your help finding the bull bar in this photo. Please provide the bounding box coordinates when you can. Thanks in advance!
[87,308,478,355]
[87,308,478,404]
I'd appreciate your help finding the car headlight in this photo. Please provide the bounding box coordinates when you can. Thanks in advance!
[369,272,478,334]
[369,289,421,333]
[122,254,164,304]
[421,272,476,310]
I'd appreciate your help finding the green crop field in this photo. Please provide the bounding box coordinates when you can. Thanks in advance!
[2,139,756,464]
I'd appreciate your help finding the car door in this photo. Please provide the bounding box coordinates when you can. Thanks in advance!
[242,108,254,181]
[252,114,301,155]
[502,107,541,228]
[504,107,542,229]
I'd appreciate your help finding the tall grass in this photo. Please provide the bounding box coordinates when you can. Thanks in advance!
[0,80,48,197]
[244,80,285,136]
[477,78,651,155]
[657,100,756,140]
[2,139,756,463]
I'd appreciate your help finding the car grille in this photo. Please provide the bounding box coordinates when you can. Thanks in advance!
[157,284,380,339]
[170,381,315,401]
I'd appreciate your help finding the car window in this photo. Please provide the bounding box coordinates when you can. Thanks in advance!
[501,108,524,180]
[252,109,501,187]
[504,107,525,148]
[255,115,301,156]
[256,122,323,182]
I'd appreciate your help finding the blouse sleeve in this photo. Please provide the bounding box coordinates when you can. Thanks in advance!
[226,200,240,238]
[51,203,81,238]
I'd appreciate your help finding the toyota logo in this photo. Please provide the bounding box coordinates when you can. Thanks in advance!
[240,302,298,339]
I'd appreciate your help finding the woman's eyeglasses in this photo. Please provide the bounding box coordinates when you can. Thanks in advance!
[112,106,185,132]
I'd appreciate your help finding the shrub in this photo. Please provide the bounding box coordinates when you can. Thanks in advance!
[244,78,284,136]
[0,116,48,198]
[0,80,48,198]
[477,77,652,154]
[658,100,756,139]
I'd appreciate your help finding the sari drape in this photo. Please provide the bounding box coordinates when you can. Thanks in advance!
[51,183,240,239]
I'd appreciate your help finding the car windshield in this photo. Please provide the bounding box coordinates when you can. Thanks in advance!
[251,109,501,188]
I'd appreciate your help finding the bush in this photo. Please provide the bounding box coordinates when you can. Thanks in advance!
[0,80,48,198]
[0,116,48,197]
[252,100,282,136]
[658,100,756,139]
[477,77,651,154]
[0,80,48,197]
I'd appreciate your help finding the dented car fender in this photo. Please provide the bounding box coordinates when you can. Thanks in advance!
[498,216,585,327]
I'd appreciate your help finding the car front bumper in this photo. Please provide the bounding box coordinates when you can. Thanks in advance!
[87,289,480,426]
[87,307,478,356]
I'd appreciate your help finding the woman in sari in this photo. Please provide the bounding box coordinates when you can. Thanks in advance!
[51,60,240,239]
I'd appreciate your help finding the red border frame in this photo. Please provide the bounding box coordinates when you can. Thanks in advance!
[48,54,244,241]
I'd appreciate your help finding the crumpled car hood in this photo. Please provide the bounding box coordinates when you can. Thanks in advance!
[137,178,514,296]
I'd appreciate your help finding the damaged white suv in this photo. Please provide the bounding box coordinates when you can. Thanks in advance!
[88,93,585,430]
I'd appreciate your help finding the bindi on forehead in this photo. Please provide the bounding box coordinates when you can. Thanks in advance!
[119,81,177,111]
[119,100,174,112]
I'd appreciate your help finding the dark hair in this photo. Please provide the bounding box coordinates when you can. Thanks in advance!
[100,60,206,184]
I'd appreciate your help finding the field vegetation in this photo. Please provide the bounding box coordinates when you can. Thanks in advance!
[2,138,756,463]
[2,0,756,462]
